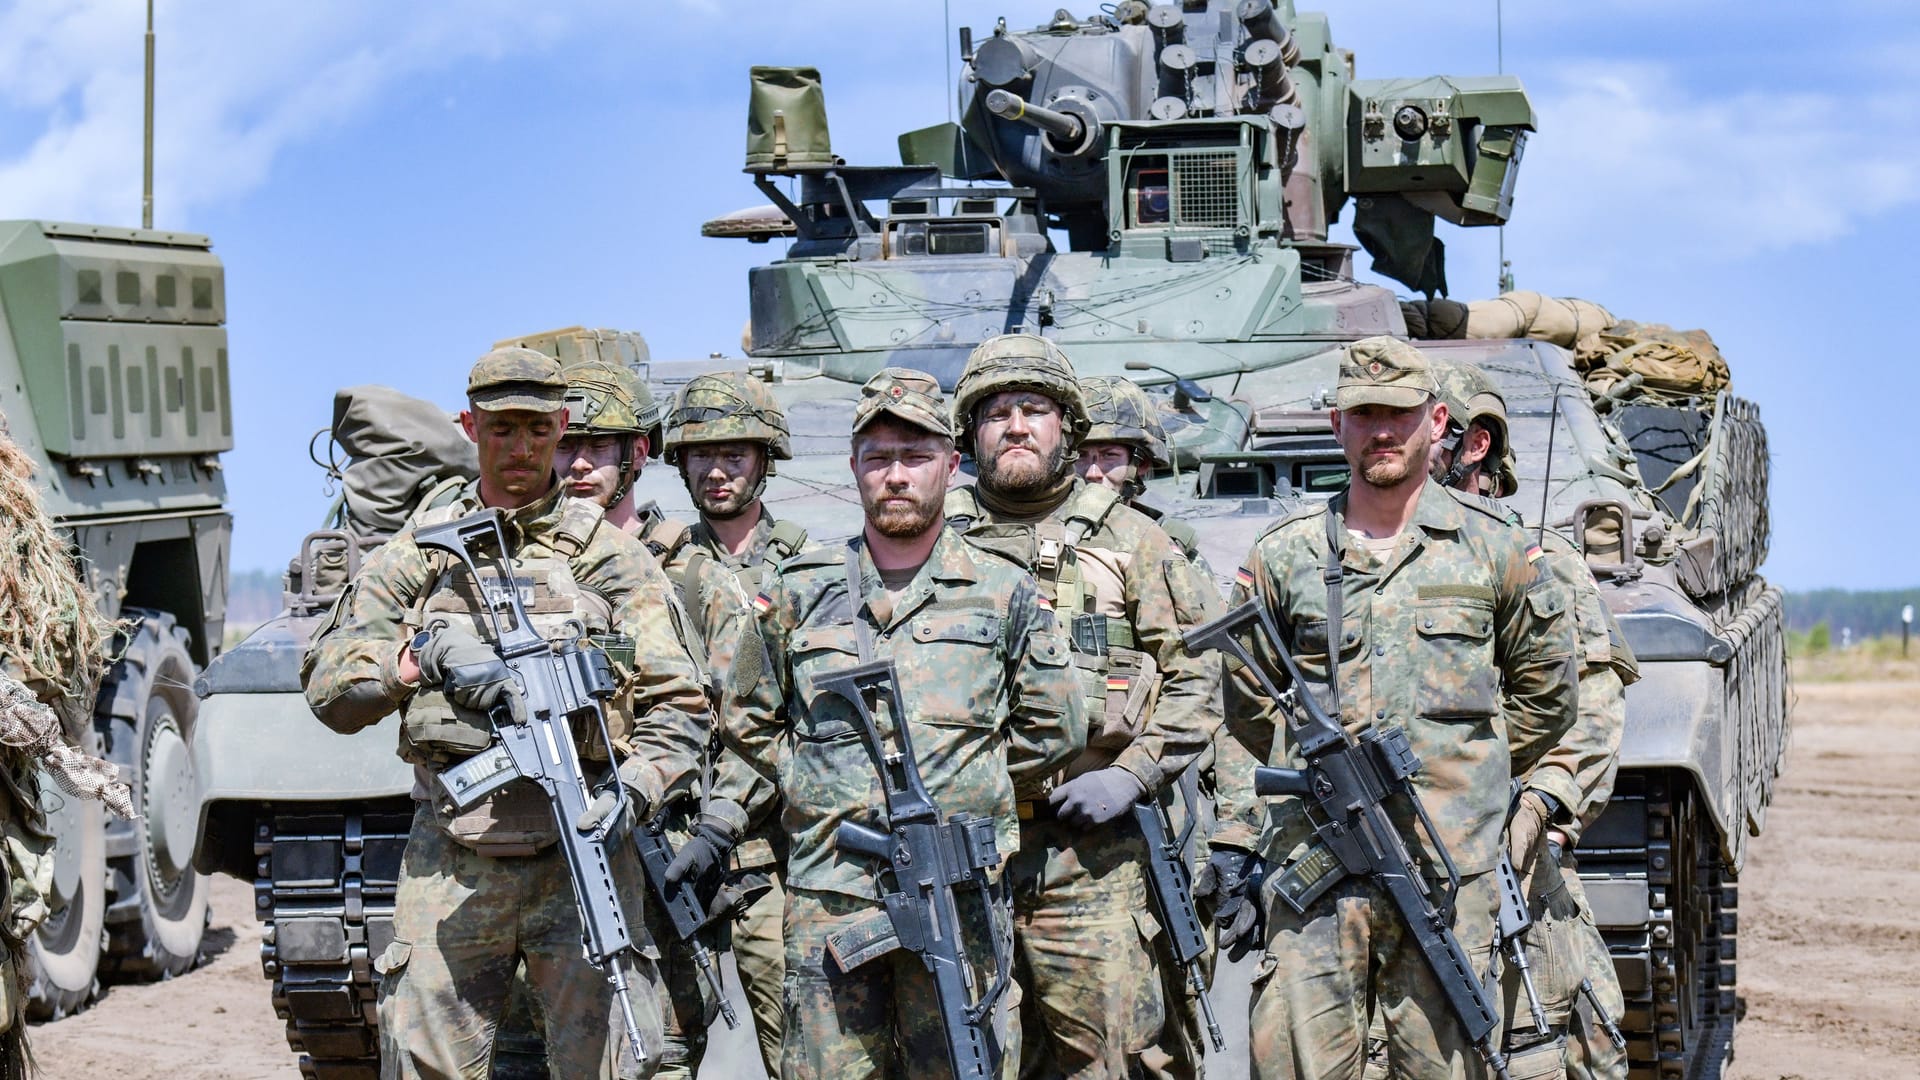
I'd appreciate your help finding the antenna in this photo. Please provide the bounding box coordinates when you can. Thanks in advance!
[1537,386,1559,545]
[944,0,954,125]
[142,0,155,229]
[1494,0,1510,294]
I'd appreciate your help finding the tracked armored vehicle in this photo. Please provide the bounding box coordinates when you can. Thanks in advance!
[0,220,230,1014]
[685,3,1787,1077]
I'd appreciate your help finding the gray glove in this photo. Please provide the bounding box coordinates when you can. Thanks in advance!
[1507,788,1559,875]
[1048,766,1146,828]
[416,625,516,714]
[575,757,651,834]
[666,816,738,885]
[1195,848,1266,961]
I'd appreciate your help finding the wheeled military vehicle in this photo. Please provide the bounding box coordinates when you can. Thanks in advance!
[687,3,1786,1077]
[189,3,1787,1078]
[0,220,230,1014]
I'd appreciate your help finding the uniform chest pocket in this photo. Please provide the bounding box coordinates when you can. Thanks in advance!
[790,626,865,742]
[1289,617,1364,671]
[904,612,1004,729]
[1413,599,1498,719]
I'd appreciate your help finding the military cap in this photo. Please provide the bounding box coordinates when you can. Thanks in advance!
[1336,336,1438,411]
[853,367,951,438]
[467,346,568,413]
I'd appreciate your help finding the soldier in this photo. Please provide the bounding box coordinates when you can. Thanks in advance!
[659,370,815,1076]
[1218,336,1578,1080]
[1426,357,1637,1080]
[945,339,1223,1079]
[301,346,711,1079]
[724,367,1086,1080]
[1073,374,1244,1080]
[556,358,758,1079]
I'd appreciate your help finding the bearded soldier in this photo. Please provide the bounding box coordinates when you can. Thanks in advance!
[1219,336,1578,1080]
[302,346,710,1078]
[556,358,758,1078]
[945,338,1222,1079]
[1426,357,1636,1080]
[725,367,1085,1080]
[658,371,815,1075]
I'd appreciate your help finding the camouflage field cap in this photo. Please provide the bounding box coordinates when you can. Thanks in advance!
[1336,336,1438,411]
[561,358,658,437]
[852,367,952,438]
[1079,375,1171,467]
[660,371,793,465]
[467,346,568,413]
[950,333,1091,449]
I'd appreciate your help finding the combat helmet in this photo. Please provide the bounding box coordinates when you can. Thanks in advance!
[660,371,794,470]
[1431,357,1519,498]
[560,358,658,508]
[949,333,1091,453]
[1079,376,1171,469]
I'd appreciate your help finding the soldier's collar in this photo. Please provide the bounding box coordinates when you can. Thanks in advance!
[1410,477,1467,534]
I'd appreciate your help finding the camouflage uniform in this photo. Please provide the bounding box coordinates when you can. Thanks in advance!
[724,369,1087,1080]
[1222,338,1579,1080]
[948,341,1223,1080]
[302,348,710,1079]
[1429,358,1638,1080]
[665,372,814,1077]
[1078,375,1233,1080]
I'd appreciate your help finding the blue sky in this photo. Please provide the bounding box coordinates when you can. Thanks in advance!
[2,0,1915,589]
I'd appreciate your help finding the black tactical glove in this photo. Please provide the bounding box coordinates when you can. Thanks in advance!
[666,816,738,885]
[575,757,651,834]
[1047,766,1146,828]
[415,625,517,714]
[1195,847,1266,962]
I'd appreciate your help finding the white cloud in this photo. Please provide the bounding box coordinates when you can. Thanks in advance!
[0,0,634,227]
[1516,61,1920,260]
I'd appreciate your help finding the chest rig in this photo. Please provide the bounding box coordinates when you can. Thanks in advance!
[1029,485,1156,756]
[404,496,617,855]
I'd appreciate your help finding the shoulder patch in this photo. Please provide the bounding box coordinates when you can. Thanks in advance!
[959,525,1037,569]
[1444,485,1520,525]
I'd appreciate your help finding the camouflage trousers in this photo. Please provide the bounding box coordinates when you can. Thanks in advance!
[1249,869,1500,1080]
[731,863,787,1077]
[781,885,1014,1080]
[374,808,666,1080]
[615,806,721,1080]
[1010,812,1166,1080]
[1509,845,1625,1080]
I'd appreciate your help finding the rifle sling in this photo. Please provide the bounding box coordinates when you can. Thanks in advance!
[1322,499,1345,727]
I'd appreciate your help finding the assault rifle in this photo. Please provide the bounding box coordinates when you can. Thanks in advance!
[1132,775,1226,1052]
[1183,601,1512,1080]
[412,508,653,1063]
[815,658,1011,1080]
[633,816,742,1028]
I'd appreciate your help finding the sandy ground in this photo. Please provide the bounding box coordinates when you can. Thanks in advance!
[27,680,1916,1079]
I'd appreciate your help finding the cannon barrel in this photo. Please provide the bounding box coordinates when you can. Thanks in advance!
[985,89,1088,145]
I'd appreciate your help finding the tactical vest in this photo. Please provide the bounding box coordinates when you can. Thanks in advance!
[402,495,620,856]
[738,518,809,596]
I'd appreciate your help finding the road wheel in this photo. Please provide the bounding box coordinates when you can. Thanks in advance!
[99,609,208,978]
[27,763,105,1019]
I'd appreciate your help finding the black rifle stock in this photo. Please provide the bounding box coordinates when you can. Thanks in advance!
[632,817,741,1029]
[813,658,1010,1080]
[411,508,652,1062]
[1132,786,1225,1051]
[1183,601,1511,1080]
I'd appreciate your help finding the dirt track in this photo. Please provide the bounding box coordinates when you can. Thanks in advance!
[26,680,1918,1079]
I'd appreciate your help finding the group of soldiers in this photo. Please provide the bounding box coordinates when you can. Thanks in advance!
[297,329,1635,1080]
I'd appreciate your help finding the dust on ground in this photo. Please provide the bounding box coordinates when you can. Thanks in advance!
[26,680,1918,1079]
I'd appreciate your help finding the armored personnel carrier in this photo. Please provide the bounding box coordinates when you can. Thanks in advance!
[0,220,230,1014]
[685,3,1787,1077]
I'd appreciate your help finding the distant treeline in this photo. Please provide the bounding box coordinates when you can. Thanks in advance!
[1785,588,1920,636]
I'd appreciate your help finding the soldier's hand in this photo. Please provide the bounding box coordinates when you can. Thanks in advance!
[416,625,517,713]
[666,816,738,885]
[1507,788,1558,874]
[1197,848,1267,962]
[1047,767,1145,828]
[576,758,651,834]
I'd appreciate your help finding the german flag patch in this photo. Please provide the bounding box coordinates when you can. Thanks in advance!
[752,592,774,615]
[1235,567,1256,590]
[1035,593,1053,612]
[1525,543,1544,565]
[1106,675,1130,692]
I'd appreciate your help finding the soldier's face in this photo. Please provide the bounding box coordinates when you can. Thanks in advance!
[852,421,959,538]
[1429,422,1492,491]
[975,390,1068,494]
[555,433,638,506]
[1076,441,1139,494]
[1331,399,1445,490]
[461,406,566,507]
[683,442,765,520]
